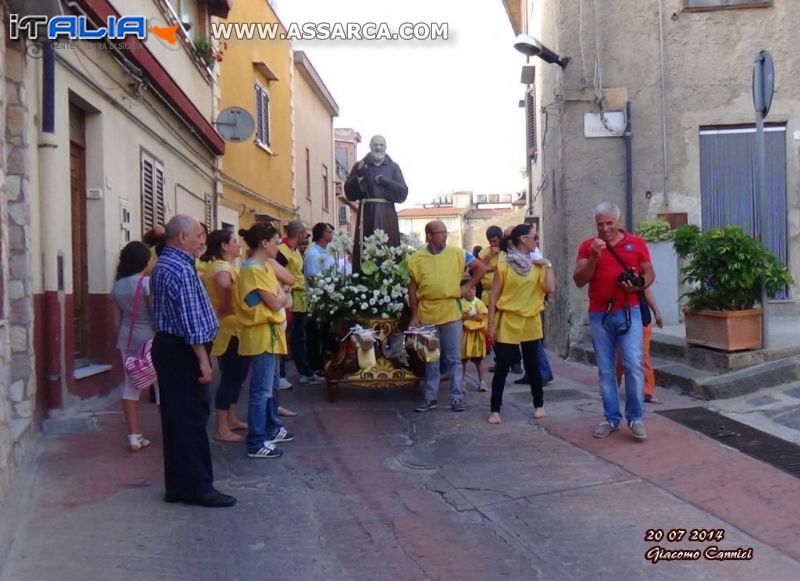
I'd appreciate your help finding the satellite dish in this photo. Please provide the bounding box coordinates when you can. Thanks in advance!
[214,107,255,142]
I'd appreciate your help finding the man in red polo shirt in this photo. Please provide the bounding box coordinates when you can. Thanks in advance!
[574,202,654,441]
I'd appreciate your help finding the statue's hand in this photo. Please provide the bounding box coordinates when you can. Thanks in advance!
[375,174,385,185]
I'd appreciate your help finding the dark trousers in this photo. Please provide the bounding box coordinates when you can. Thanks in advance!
[215,337,250,411]
[510,346,522,367]
[306,318,327,372]
[491,340,543,413]
[289,311,313,376]
[152,333,214,498]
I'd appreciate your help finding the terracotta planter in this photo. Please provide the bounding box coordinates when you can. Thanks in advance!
[684,309,762,351]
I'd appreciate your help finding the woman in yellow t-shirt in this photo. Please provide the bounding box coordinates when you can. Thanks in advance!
[487,224,555,424]
[200,229,247,443]
[237,223,293,459]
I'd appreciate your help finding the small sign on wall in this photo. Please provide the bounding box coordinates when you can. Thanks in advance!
[584,112,625,138]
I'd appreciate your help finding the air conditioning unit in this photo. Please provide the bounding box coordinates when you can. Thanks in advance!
[338,205,350,224]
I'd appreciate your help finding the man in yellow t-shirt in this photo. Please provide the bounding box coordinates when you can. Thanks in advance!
[408,221,489,413]
[477,225,503,305]
[277,220,323,385]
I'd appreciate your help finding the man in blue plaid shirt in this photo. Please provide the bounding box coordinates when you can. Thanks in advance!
[150,215,235,508]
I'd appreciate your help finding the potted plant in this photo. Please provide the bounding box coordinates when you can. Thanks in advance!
[192,37,222,70]
[673,224,792,351]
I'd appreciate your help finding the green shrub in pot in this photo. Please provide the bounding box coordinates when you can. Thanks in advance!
[673,224,792,312]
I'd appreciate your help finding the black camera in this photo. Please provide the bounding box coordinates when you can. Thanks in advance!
[617,270,645,289]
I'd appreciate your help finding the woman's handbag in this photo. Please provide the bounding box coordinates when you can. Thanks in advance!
[123,276,157,391]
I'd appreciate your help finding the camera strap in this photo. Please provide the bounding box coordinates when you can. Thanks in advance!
[602,239,633,336]
[605,240,631,273]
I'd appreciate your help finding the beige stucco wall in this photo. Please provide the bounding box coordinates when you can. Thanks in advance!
[529,0,800,354]
[293,69,335,229]
[28,43,216,297]
[115,0,214,120]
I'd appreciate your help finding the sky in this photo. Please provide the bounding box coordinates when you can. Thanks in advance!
[274,0,527,207]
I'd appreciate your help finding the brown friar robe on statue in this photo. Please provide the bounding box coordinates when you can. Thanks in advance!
[344,154,408,271]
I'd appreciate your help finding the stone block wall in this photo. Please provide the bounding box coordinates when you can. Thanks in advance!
[0,7,36,509]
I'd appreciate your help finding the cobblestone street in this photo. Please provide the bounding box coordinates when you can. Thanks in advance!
[1,355,800,580]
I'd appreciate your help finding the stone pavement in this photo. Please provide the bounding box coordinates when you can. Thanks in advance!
[1,355,800,580]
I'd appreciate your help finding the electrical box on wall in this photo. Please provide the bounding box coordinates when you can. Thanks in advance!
[119,198,131,245]
[584,112,625,138]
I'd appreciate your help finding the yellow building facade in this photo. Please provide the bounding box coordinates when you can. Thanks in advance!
[293,51,339,230]
[217,1,295,230]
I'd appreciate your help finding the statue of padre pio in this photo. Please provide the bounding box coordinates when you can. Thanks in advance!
[344,134,408,271]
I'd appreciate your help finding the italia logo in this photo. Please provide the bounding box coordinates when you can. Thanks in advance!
[9,14,148,42]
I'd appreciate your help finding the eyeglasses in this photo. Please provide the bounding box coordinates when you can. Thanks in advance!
[429,230,448,235]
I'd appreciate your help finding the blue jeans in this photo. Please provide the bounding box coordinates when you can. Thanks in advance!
[589,308,644,426]
[423,319,464,403]
[536,341,553,380]
[247,353,283,452]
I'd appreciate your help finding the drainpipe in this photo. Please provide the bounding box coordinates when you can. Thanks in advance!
[39,41,64,414]
[625,101,633,230]
[658,0,669,204]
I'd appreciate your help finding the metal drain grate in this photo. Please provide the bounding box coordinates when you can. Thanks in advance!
[657,407,800,479]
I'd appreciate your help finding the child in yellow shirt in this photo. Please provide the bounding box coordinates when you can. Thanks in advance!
[461,284,488,392]
[237,223,294,459]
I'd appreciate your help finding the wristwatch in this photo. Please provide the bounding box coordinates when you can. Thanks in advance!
[543,260,553,269]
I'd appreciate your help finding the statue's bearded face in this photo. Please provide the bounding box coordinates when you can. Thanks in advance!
[369,137,386,162]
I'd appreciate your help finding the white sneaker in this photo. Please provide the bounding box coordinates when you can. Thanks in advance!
[266,427,295,444]
[299,374,324,385]
[277,376,293,390]
[477,381,488,392]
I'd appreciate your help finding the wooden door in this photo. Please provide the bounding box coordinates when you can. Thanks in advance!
[70,141,89,360]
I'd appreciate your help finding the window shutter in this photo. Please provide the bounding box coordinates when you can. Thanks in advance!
[254,84,271,148]
[204,194,213,229]
[262,89,271,148]
[154,163,165,226]
[254,84,264,144]
[141,152,165,233]
[526,86,537,159]
[141,156,155,232]
[322,164,329,211]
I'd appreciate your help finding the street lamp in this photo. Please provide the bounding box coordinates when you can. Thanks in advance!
[513,34,570,69]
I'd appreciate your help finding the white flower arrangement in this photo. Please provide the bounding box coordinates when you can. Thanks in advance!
[306,229,423,328]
